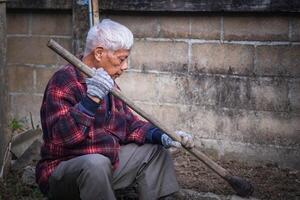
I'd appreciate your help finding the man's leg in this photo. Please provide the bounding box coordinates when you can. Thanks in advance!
[113,144,180,200]
[48,154,116,200]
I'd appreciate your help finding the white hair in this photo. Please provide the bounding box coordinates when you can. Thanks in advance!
[84,19,134,56]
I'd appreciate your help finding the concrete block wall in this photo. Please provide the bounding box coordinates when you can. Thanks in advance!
[7,11,72,127]
[110,14,300,169]
[5,11,300,169]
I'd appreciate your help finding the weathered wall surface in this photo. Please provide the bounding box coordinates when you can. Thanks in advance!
[6,10,72,127]
[6,7,300,169]
[111,14,300,169]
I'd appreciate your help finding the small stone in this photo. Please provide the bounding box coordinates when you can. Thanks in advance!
[289,170,298,175]
[229,195,259,200]
[22,166,37,187]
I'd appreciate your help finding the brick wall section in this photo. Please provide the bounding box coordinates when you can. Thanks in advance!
[110,14,300,169]
[130,40,189,72]
[7,11,72,127]
[223,16,289,41]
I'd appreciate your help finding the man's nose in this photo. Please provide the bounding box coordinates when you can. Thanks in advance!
[121,61,128,70]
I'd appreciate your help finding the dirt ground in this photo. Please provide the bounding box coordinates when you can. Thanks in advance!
[174,152,300,200]
[0,151,299,200]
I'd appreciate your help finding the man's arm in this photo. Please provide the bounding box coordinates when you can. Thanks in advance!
[123,104,153,145]
[42,66,114,147]
[42,87,97,147]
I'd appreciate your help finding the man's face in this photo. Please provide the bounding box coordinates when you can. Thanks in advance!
[95,48,130,80]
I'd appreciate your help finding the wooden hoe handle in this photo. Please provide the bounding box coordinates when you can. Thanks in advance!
[47,39,254,197]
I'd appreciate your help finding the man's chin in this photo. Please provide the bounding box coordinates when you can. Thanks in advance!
[112,74,122,79]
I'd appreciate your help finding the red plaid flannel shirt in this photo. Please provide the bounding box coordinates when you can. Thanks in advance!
[36,64,152,194]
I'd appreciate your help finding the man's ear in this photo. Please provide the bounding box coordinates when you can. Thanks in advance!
[94,47,104,62]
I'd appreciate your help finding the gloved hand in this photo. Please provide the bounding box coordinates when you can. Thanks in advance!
[85,68,114,100]
[161,131,194,149]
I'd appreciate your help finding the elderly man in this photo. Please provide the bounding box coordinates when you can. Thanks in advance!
[36,19,194,200]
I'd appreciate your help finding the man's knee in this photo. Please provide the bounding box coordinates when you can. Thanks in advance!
[74,154,116,199]
[145,144,171,161]
[136,144,173,169]
[80,154,112,178]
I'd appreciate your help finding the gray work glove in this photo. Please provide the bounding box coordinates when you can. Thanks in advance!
[85,68,114,100]
[161,131,194,149]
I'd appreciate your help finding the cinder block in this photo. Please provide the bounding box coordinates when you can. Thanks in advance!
[159,16,189,38]
[177,75,252,110]
[213,76,250,109]
[7,13,29,34]
[289,79,300,112]
[186,105,300,146]
[250,78,289,112]
[190,16,220,40]
[197,138,300,169]
[186,106,257,143]
[8,65,34,93]
[35,67,58,93]
[159,104,190,131]
[191,43,254,75]
[132,102,190,131]
[255,45,300,76]
[252,112,300,146]
[183,75,218,107]
[117,71,191,104]
[130,40,188,72]
[156,73,187,104]
[224,16,289,41]
[31,13,72,35]
[115,87,191,132]
[11,94,43,127]
[186,106,219,139]
[291,17,300,41]
[108,15,158,38]
[116,71,158,103]
[7,37,57,65]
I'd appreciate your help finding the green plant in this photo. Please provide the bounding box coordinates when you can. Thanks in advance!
[9,118,23,132]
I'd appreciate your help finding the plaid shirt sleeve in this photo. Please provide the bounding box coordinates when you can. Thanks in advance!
[42,72,95,147]
[123,103,152,145]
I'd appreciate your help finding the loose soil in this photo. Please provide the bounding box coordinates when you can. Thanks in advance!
[0,151,299,200]
[174,152,300,200]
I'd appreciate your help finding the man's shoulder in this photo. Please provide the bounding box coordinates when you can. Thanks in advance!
[53,64,77,78]
[47,65,81,89]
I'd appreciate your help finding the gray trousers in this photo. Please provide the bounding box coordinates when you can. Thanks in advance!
[48,143,179,200]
